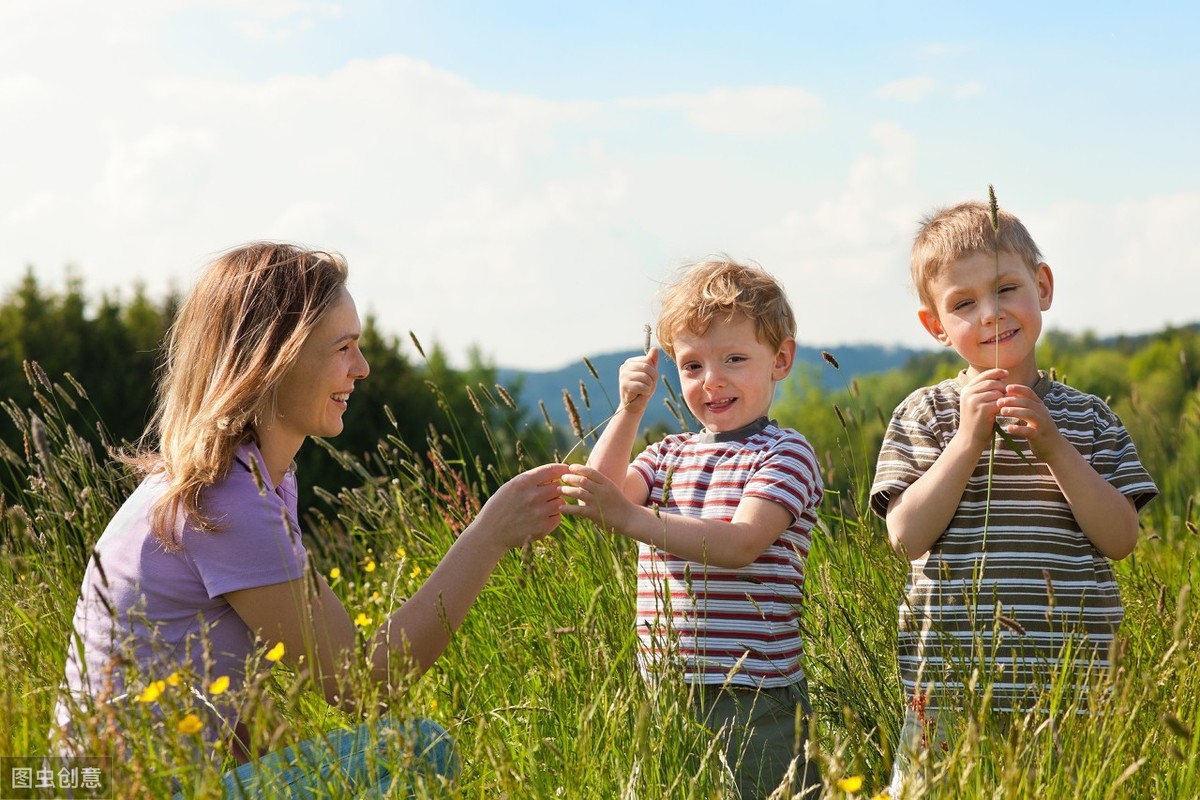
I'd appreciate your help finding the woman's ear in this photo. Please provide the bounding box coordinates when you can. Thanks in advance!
[918,307,951,347]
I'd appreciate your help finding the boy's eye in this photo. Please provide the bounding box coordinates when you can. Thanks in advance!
[998,284,1018,293]
[952,299,973,311]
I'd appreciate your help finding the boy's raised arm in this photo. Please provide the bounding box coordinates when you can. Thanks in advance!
[586,348,658,504]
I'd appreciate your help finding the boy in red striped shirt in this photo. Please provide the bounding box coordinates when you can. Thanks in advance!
[561,257,824,798]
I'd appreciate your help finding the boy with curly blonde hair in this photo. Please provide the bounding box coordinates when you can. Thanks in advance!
[561,256,823,798]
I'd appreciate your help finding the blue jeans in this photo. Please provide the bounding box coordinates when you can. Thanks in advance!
[176,717,459,799]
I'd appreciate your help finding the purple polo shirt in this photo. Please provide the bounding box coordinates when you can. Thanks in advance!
[56,442,308,743]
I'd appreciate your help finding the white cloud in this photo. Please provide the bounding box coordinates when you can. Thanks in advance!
[233,1,343,41]
[812,123,919,248]
[632,85,824,137]
[917,43,968,58]
[954,81,985,98]
[876,76,935,102]
[0,73,50,103]
[93,126,215,224]
[1035,192,1200,338]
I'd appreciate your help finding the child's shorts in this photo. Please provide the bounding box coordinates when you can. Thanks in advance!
[690,678,821,799]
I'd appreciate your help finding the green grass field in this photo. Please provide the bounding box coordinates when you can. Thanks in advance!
[2,364,1198,799]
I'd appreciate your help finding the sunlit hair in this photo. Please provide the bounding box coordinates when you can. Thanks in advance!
[656,256,796,361]
[911,200,1044,309]
[131,242,349,548]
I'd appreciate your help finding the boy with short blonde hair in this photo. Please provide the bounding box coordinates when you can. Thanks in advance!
[871,200,1158,793]
[561,256,823,798]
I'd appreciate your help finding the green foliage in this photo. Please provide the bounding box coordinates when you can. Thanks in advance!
[0,269,165,450]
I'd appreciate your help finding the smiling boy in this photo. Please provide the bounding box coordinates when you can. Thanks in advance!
[560,257,823,799]
[870,201,1158,793]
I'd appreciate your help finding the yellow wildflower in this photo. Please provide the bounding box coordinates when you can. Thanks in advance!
[364,559,376,573]
[137,681,166,703]
[329,567,341,580]
[166,672,181,687]
[209,676,230,695]
[265,642,286,662]
[355,612,371,628]
[177,713,204,735]
[837,775,864,793]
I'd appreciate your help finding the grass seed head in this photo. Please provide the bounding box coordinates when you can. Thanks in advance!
[408,331,427,359]
[562,389,584,439]
[1164,713,1193,740]
[30,414,52,467]
[495,384,517,410]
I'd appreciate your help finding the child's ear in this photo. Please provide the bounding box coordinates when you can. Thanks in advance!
[918,307,952,347]
[1036,262,1054,311]
[772,338,797,380]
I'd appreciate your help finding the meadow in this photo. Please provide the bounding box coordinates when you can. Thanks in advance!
[2,338,1198,798]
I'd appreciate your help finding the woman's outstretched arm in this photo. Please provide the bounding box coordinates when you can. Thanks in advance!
[225,462,568,706]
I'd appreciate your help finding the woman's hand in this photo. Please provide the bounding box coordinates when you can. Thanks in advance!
[471,462,570,551]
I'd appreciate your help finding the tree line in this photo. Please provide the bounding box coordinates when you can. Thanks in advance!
[2,268,1196,539]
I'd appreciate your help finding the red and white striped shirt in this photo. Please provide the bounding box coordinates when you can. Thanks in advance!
[630,418,823,689]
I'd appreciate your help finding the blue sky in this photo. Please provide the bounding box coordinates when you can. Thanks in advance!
[2,1,1197,370]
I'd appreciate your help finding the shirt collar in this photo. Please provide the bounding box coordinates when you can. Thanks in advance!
[696,416,773,443]
[232,440,280,493]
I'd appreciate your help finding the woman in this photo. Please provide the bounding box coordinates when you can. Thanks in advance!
[55,242,567,796]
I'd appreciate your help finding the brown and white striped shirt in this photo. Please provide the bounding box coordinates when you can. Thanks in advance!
[870,372,1157,713]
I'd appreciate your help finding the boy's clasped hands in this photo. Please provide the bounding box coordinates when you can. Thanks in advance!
[960,367,1071,462]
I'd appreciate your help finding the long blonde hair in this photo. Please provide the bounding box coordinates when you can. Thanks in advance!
[135,242,349,548]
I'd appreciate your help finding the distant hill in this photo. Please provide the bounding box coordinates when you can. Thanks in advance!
[497,342,932,432]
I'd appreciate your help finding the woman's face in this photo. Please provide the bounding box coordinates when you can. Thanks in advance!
[270,287,370,451]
